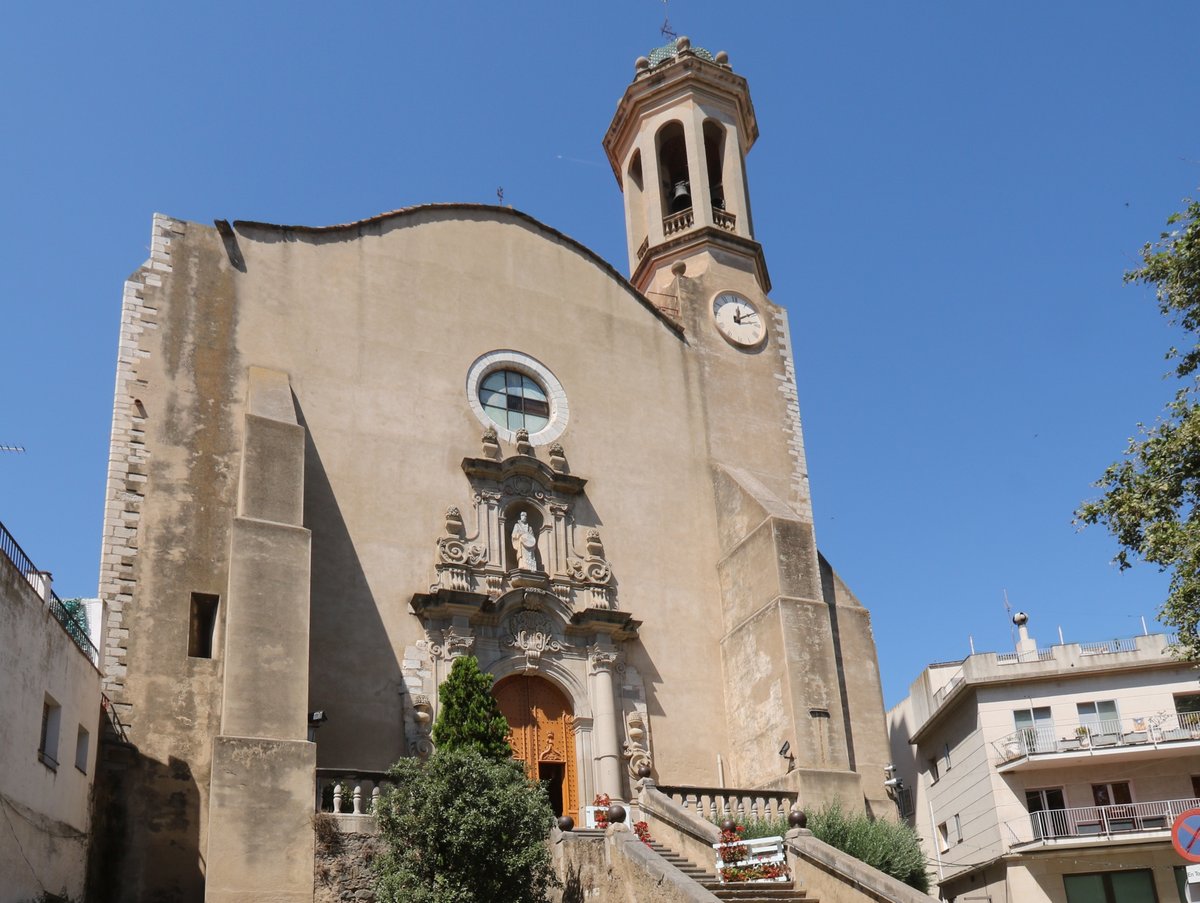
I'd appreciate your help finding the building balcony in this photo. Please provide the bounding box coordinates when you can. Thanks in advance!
[993,714,1200,772]
[1005,797,1200,851]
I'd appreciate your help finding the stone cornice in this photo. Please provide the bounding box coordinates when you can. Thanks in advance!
[632,227,771,295]
[604,54,758,184]
[461,455,588,495]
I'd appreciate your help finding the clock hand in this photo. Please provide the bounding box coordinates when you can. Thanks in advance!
[733,309,743,324]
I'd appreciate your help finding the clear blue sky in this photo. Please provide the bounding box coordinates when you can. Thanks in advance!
[2,2,1198,707]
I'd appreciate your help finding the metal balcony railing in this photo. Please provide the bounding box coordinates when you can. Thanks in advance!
[1007,797,1200,847]
[994,714,1200,764]
[0,518,98,664]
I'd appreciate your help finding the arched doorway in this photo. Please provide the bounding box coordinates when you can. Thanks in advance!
[493,675,577,823]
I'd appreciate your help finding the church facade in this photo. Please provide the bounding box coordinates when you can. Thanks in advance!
[93,37,893,902]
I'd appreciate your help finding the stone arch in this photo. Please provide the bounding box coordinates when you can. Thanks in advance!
[491,588,574,632]
[486,654,592,722]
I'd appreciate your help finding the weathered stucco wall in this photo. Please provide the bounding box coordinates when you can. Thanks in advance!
[0,556,101,903]
[98,198,893,897]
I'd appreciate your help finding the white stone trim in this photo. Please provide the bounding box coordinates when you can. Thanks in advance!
[770,306,814,521]
[97,213,179,725]
[465,350,569,446]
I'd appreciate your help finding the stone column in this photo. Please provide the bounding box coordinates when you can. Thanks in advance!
[589,645,624,802]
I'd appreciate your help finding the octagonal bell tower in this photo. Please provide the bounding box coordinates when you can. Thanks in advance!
[603,36,769,305]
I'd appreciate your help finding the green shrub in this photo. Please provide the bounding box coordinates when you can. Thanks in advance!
[373,749,557,903]
[806,802,929,892]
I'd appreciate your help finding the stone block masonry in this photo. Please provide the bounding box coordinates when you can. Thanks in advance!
[97,213,179,730]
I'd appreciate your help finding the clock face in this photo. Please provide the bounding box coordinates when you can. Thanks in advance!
[712,292,766,347]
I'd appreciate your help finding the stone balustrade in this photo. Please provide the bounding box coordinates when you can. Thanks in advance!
[662,208,694,236]
[712,208,736,231]
[315,770,391,816]
[654,783,798,824]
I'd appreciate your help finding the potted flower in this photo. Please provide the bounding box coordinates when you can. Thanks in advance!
[589,793,611,829]
[1075,726,1091,748]
[633,820,653,846]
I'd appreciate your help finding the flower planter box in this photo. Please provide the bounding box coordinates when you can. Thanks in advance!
[713,835,789,884]
[584,806,607,829]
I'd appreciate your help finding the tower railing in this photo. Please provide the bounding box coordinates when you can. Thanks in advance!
[712,208,736,231]
[0,517,98,664]
[662,208,694,236]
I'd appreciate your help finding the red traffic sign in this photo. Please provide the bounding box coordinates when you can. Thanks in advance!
[1172,808,1200,863]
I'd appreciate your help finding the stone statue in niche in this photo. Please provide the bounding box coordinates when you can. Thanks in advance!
[511,511,539,571]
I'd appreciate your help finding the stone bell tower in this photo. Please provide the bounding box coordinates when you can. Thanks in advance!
[603,35,769,303]
[604,37,894,815]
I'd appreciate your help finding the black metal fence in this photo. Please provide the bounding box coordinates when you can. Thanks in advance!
[0,517,99,663]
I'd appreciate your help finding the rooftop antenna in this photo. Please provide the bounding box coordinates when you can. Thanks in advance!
[0,444,25,454]
[660,0,677,40]
[1003,589,1017,650]
[496,186,504,205]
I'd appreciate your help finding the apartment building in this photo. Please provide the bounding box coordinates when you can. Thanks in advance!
[888,616,1200,903]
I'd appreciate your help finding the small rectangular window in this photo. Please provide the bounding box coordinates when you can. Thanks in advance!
[954,813,963,843]
[936,820,950,853]
[188,592,219,658]
[943,742,952,770]
[75,725,90,773]
[927,756,940,783]
[39,695,61,770]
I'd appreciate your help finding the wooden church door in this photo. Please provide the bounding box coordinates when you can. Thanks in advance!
[493,675,577,823]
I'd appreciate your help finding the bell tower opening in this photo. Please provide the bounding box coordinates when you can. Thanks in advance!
[703,120,725,211]
[627,149,647,257]
[493,675,577,822]
[656,121,692,217]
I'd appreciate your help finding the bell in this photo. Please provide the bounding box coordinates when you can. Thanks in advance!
[669,179,692,213]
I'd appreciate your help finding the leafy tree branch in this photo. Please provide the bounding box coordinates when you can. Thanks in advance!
[1077,193,1200,659]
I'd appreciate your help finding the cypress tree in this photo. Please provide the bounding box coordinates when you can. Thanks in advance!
[430,655,512,760]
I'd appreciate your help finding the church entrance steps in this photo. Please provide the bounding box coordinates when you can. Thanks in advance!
[645,840,816,903]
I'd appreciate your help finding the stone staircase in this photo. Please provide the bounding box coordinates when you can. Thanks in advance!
[646,840,817,902]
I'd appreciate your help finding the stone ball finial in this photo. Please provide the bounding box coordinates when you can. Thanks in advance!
[670,260,686,276]
[675,35,690,51]
[557,815,575,832]
[1013,611,1028,626]
[715,50,729,65]
[606,804,627,825]
[720,817,737,833]
[635,763,652,779]
[788,808,808,829]
[635,56,650,71]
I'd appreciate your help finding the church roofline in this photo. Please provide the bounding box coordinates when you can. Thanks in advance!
[228,203,684,337]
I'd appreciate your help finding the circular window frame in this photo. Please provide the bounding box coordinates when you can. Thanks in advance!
[466,350,569,446]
